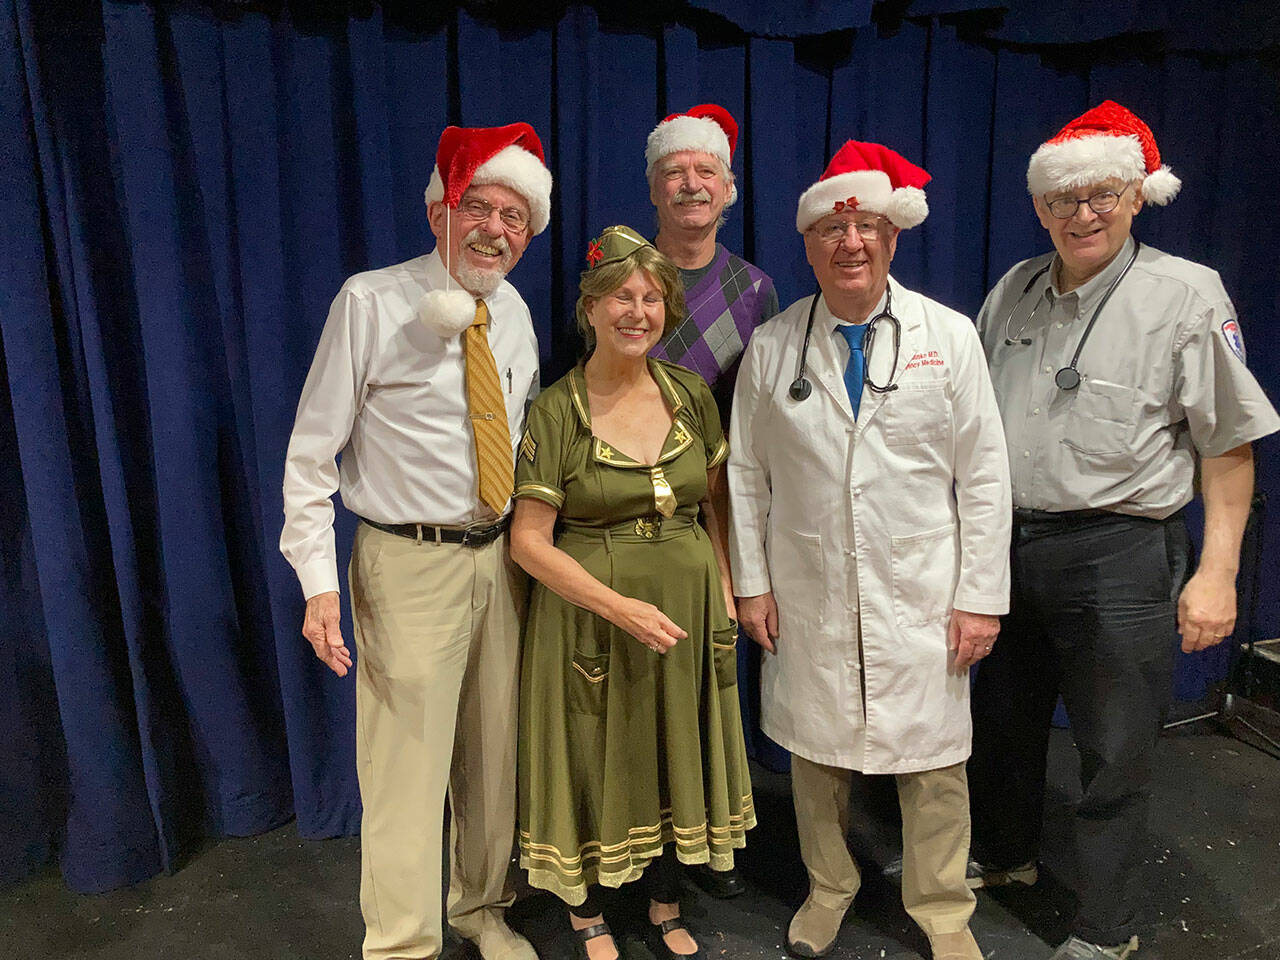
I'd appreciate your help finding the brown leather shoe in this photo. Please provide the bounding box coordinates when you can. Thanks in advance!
[786,897,847,958]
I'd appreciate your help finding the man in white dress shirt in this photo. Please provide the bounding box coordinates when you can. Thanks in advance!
[281,123,552,960]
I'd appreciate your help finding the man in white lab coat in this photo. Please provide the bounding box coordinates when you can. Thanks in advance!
[728,141,1011,960]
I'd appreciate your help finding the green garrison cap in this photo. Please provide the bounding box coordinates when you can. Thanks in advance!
[585,225,652,269]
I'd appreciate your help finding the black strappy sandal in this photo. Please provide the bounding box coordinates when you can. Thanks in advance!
[646,916,705,960]
[571,920,617,960]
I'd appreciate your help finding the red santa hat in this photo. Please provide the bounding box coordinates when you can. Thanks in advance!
[1026,100,1181,206]
[424,122,552,233]
[419,123,552,337]
[796,140,931,232]
[645,103,739,206]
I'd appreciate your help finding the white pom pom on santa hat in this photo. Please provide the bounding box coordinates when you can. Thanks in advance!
[1026,100,1182,206]
[416,288,478,338]
[796,140,932,232]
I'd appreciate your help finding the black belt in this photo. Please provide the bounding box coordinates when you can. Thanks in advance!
[359,515,510,547]
[1013,508,1113,524]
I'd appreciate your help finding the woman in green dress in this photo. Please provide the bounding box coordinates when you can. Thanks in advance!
[509,226,754,960]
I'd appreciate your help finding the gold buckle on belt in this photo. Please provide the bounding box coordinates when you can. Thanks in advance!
[634,517,662,539]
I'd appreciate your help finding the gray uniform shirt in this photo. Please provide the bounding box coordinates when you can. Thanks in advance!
[977,237,1280,518]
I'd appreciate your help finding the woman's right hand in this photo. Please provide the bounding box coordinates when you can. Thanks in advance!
[610,596,687,653]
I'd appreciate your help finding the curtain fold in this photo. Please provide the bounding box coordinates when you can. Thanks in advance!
[3,0,1277,892]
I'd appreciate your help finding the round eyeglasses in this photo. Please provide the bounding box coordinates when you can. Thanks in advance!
[1044,183,1132,219]
[458,196,529,232]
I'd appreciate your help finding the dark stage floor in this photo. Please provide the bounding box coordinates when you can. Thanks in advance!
[5,727,1279,960]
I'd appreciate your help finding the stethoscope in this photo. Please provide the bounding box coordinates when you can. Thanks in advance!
[789,286,902,401]
[1000,240,1141,391]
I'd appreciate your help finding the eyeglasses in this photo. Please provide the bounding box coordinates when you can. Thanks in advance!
[458,196,530,232]
[811,217,885,244]
[1044,184,1131,219]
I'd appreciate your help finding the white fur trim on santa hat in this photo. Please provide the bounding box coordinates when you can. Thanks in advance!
[1140,166,1182,206]
[417,288,478,338]
[645,115,737,207]
[795,170,927,231]
[1026,134,1147,197]
[424,144,553,234]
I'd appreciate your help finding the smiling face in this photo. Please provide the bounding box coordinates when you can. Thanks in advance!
[584,268,666,362]
[428,182,532,296]
[649,150,733,234]
[1034,178,1142,291]
[803,211,899,320]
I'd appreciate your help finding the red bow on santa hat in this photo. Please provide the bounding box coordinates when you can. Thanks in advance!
[832,196,859,213]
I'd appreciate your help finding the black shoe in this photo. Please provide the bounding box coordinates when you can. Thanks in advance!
[686,862,746,898]
[570,920,616,960]
[646,917,704,960]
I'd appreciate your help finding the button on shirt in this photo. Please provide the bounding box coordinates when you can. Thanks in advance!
[280,249,540,599]
[977,238,1280,517]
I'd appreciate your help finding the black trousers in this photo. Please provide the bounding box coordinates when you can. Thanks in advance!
[968,510,1189,946]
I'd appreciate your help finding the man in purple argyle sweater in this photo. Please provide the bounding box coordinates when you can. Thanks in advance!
[645,104,779,426]
[644,103,779,901]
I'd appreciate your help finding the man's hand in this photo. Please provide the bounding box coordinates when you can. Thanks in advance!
[302,591,353,677]
[738,592,779,654]
[949,609,1001,672]
[1178,571,1236,653]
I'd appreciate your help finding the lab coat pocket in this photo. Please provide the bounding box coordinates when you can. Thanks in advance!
[890,524,958,627]
[568,650,609,715]
[882,384,951,445]
[1062,378,1136,456]
[712,621,739,689]
[768,530,827,629]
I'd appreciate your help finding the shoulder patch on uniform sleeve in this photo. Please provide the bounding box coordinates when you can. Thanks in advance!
[520,430,537,463]
[1221,319,1246,362]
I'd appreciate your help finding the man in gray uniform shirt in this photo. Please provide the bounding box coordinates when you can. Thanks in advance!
[968,101,1280,960]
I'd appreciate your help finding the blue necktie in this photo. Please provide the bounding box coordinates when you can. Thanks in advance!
[836,323,869,419]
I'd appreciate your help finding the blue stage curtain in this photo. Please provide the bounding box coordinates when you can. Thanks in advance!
[1,0,1277,892]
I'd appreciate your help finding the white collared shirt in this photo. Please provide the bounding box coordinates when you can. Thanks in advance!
[280,248,539,599]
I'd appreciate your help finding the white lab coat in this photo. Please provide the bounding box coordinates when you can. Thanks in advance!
[729,277,1011,774]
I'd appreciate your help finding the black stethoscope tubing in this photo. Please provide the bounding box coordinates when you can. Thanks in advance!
[788,286,902,402]
[1000,241,1141,391]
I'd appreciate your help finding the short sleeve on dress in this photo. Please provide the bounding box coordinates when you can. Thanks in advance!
[684,370,729,468]
[514,398,567,509]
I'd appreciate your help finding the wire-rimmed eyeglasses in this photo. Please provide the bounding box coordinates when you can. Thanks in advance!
[1044,183,1132,219]
[458,196,529,233]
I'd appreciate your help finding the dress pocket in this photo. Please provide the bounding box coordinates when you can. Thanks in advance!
[882,383,950,445]
[568,650,609,715]
[890,524,958,626]
[711,621,739,689]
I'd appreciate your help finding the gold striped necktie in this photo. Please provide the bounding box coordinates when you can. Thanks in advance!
[465,300,514,515]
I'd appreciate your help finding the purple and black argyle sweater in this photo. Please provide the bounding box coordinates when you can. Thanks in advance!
[650,244,779,423]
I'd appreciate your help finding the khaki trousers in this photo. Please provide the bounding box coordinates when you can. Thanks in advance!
[349,523,527,960]
[791,754,976,937]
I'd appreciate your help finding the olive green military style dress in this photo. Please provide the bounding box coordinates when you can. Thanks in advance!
[514,358,755,906]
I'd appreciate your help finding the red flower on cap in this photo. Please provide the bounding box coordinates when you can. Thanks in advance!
[586,240,603,267]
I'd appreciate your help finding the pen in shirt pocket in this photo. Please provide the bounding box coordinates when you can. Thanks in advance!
[506,368,512,393]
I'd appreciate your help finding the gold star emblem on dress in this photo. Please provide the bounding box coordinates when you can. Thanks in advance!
[596,441,616,461]
[671,420,691,447]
